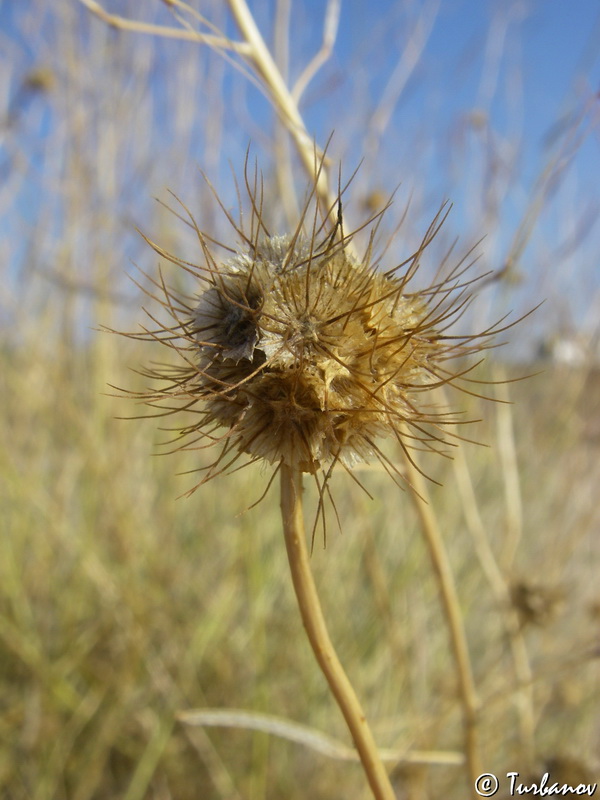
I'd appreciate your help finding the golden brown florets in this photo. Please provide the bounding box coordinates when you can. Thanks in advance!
[115,168,508,496]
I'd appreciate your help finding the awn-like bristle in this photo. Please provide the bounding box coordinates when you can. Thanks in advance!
[115,160,518,507]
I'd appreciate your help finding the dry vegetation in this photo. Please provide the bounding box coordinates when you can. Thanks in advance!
[1,2,599,799]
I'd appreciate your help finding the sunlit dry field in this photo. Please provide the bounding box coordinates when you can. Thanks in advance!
[1,2,599,798]
[3,326,599,798]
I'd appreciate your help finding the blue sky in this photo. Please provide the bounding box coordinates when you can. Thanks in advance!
[309,0,600,189]
[294,0,600,341]
[1,0,599,348]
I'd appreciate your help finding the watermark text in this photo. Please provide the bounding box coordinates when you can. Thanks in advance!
[474,771,597,797]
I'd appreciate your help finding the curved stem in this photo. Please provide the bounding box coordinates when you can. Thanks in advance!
[403,456,482,796]
[279,463,396,800]
[452,435,535,773]
[227,0,334,214]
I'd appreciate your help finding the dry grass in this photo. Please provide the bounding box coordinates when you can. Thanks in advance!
[1,2,599,798]
[2,324,599,799]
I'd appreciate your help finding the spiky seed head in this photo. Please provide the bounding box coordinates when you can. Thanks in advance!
[115,164,510,495]
[193,234,444,474]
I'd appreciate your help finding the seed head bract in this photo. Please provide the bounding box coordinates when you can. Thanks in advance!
[113,160,514,502]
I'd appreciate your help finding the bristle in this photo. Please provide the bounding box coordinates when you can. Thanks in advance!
[118,165,512,493]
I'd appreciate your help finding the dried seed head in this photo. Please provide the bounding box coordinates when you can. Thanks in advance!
[192,234,445,474]
[510,579,565,628]
[115,163,514,496]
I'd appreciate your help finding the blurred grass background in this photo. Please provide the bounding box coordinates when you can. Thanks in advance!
[1,1,599,798]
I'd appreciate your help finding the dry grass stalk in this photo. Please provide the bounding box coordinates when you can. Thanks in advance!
[77,0,336,213]
[280,462,396,799]
[402,449,483,791]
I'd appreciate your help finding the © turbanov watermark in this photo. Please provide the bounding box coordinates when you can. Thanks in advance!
[474,771,598,797]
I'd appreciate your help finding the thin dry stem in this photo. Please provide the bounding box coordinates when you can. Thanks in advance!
[179,708,464,766]
[291,0,341,102]
[494,366,524,569]
[401,449,482,797]
[226,0,334,214]
[78,0,336,216]
[451,437,535,774]
[76,0,251,54]
[279,463,396,800]
[364,0,439,163]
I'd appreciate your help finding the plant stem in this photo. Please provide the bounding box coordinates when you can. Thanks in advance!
[452,432,535,774]
[227,0,334,214]
[279,463,396,800]
[403,456,482,796]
